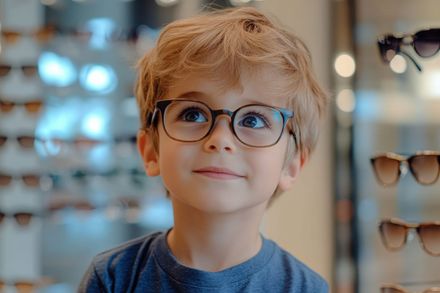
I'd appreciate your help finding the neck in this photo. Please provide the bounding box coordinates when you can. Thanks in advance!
[167,198,266,272]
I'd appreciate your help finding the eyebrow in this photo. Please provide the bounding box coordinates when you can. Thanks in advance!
[171,90,287,108]
[173,91,209,100]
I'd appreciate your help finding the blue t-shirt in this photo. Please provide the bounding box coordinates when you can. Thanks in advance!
[79,231,328,292]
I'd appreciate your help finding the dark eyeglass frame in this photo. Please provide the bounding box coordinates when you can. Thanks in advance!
[377,28,440,72]
[379,218,440,257]
[146,99,297,148]
[370,151,440,186]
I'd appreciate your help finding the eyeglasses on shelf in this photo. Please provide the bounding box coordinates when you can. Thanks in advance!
[0,99,44,114]
[0,64,39,78]
[0,211,36,227]
[377,28,440,72]
[0,135,44,149]
[379,218,440,256]
[381,280,440,293]
[0,172,42,188]
[0,26,56,44]
[370,151,440,186]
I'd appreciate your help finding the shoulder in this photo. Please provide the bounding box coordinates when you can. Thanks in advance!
[264,239,329,292]
[94,231,162,269]
[78,231,164,292]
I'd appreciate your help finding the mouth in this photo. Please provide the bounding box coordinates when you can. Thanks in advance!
[193,167,245,180]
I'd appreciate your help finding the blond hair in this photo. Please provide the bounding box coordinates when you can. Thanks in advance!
[135,6,327,159]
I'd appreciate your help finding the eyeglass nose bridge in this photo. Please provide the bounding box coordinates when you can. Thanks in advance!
[204,108,237,138]
[401,34,414,45]
[210,108,234,124]
[399,160,409,177]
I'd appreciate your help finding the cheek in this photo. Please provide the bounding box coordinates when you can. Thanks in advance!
[248,146,287,187]
[157,138,195,183]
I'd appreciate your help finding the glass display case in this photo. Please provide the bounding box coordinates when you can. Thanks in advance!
[334,0,440,292]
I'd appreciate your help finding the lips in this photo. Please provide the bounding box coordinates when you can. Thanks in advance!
[193,167,245,179]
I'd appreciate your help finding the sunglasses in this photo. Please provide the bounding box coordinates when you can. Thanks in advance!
[0,64,39,78]
[0,211,35,226]
[0,135,43,149]
[0,172,42,188]
[377,28,440,72]
[0,99,44,113]
[0,278,53,292]
[381,281,440,293]
[47,197,96,213]
[379,218,440,256]
[1,26,56,45]
[370,151,440,186]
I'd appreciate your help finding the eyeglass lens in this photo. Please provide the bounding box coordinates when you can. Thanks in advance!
[161,100,287,147]
[379,220,440,256]
[414,29,440,58]
[371,153,440,186]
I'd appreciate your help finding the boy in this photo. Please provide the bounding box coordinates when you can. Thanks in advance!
[79,6,328,293]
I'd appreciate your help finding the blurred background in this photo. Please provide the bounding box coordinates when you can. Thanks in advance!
[0,0,439,292]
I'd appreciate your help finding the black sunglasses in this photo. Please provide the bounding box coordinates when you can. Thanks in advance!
[377,28,440,72]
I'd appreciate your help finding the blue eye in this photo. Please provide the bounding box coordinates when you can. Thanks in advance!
[179,107,208,123]
[238,113,269,129]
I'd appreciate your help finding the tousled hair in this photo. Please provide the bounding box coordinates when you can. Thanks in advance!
[135,6,328,165]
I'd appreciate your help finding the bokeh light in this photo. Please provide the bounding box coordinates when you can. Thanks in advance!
[336,89,356,112]
[79,64,117,94]
[334,53,356,78]
[389,54,407,74]
[38,52,77,87]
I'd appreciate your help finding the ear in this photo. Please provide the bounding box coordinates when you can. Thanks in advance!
[278,151,308,192]
[137,130,160,176]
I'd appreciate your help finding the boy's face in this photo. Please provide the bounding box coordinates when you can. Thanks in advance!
[138,67,302,214]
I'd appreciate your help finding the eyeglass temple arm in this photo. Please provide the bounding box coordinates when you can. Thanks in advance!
[399,49,423,72]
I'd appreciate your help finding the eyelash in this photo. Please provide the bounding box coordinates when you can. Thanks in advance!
[241,111,272,128]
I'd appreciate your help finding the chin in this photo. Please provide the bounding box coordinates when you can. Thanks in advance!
[180,193,267,215]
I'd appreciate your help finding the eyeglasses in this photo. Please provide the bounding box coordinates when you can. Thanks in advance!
[377,28,440,72]
[0,278,53,292]
[147,99,295,148]
[381,282,440,293]
[370,152,440,186]
[379,218,440,256]
[0,64,39,78]
[0,135,43,149]
[1,26,56,45]
[0,172,42,188]
[0,280,35,292]
[0,99,43,113]
[47,197,96,213]
[0,211,34,226]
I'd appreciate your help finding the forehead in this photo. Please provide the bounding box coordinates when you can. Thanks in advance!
[165,66,292,108]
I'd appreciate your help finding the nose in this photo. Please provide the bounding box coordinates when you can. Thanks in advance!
[203,115,237,153]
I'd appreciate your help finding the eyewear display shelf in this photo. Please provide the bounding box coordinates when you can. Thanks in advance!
[349,0,440,292]
[0,0,173,292]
